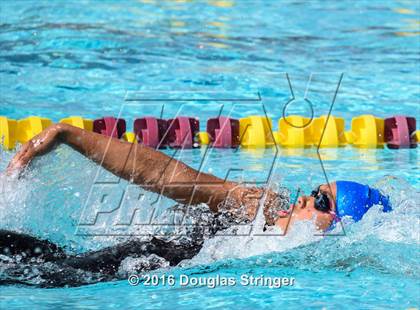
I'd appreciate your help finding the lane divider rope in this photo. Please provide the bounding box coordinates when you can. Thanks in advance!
[0,115,418,150]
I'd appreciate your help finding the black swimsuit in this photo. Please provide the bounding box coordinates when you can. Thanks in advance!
[0,204,238,287]
[0,229,203,287]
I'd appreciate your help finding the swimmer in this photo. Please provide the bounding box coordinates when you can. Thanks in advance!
[1,124,392,287]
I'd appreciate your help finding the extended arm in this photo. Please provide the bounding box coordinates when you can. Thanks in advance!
[7,124,238,211]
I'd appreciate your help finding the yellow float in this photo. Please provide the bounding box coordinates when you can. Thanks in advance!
[311,115,346,148]
[345,115,384,148]
[412,130,420,142]
[60,116,93,131]
[275,115,313,148]
[239,116,274,148]
[16,116,53,143]
[0,117,18,150]
[197,132,210,145]
[122,132,137,143]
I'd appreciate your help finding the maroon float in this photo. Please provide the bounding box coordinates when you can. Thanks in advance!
[133,117,168,148]
[384,116,417,149]
[206,116,240,148]
[166,117,199,148]
[93,117,126,138]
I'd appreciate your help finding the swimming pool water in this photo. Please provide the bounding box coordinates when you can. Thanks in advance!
[0,0,419,309]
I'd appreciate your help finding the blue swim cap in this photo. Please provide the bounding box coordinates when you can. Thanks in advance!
[335,181,392,222]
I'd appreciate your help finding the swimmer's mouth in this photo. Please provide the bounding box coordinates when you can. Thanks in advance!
[277,208,291,217]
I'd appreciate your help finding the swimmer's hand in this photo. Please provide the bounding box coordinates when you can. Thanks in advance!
[6,124,62,174]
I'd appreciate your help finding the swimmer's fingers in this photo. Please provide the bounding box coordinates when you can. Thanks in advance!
[6,141,35,174]
[6,125,61,175]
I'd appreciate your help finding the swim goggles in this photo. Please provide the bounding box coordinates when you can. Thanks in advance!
[310,186,332,213]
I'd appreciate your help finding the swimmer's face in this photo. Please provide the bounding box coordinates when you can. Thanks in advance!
[275,182,337,232]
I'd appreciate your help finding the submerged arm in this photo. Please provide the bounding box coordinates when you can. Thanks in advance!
[7,124,237,211]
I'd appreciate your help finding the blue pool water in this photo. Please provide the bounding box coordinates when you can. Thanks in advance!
[0,0,419,309]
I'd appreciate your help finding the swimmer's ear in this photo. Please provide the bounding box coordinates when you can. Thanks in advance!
[315,212,335,232]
